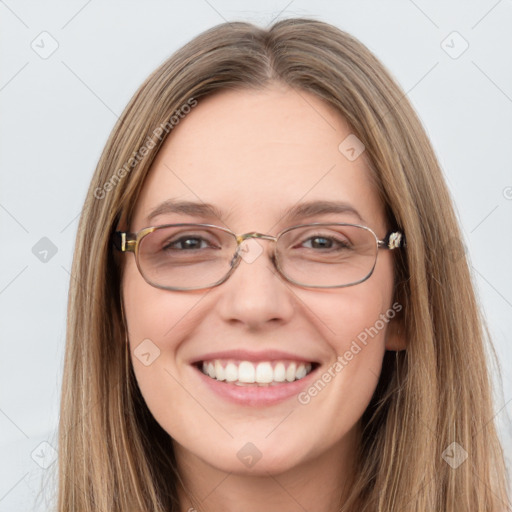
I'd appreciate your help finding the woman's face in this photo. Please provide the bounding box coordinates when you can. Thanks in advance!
[121,83,403,476]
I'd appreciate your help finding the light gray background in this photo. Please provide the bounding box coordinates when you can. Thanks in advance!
[1,1,511,510]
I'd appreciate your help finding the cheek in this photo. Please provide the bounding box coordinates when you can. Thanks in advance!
[122,256,203,348]
[296,255,395,406]
[304,254,395,350]
[290,305,391,456]
[121,259,201,415]
[307,285,391,384]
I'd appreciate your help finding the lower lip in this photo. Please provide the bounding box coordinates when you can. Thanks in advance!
[192,364,319,406]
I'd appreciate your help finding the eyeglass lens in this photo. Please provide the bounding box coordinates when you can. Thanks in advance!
[136,224,378,289]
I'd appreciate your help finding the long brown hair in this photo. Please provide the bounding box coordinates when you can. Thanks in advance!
[57,18,511,511]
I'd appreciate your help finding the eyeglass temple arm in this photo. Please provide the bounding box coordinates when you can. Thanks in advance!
[379,231,406,250]
[112,232,137,253]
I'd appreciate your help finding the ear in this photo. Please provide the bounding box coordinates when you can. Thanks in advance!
[384,314,407,351]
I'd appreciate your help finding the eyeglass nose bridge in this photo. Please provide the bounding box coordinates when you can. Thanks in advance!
[232,232,279,259]
[228,231,282,270]
[235,232,278,244]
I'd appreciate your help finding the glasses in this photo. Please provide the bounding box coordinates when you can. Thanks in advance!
[113,222,405,291]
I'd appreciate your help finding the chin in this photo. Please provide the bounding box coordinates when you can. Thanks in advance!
[200,438,310,476]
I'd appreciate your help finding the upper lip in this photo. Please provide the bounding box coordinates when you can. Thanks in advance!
[190,349,320,365]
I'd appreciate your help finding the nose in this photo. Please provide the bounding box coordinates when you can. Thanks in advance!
[215,237,296,329]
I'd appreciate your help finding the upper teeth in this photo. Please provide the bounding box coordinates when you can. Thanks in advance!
[201,360,313,384]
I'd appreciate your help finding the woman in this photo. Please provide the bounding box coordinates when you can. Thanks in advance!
[57,18,511,511]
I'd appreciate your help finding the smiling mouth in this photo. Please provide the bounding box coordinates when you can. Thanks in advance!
[194,359,320,386]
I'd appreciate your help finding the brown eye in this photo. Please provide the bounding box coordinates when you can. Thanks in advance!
[299,235,352,251]
[163,236,212,251]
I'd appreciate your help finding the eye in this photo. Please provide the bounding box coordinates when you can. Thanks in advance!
[162,233,222,251]
[301,235,351,250]
[163,236,211,251]
[297,230,353,251]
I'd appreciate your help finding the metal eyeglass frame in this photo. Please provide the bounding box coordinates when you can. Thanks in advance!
[112,222,406,291]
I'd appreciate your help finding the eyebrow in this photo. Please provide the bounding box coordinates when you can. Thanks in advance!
[146,199,367,226]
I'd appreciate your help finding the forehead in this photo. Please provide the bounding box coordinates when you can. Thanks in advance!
[130,85,385,233]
